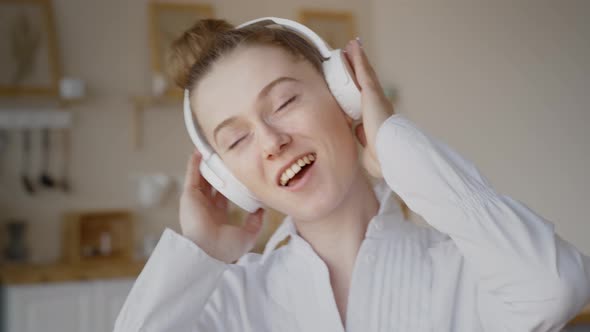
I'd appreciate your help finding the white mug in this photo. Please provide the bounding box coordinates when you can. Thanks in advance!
[59,78,86,100]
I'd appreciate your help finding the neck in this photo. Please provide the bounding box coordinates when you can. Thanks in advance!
[294,171,380,271]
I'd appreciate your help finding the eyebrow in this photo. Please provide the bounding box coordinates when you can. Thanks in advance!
[213,76,298,144]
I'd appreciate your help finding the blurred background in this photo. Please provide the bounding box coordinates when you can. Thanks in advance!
[0,0,588,331]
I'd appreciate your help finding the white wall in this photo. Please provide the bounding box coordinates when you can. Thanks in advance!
[372,0,590,253]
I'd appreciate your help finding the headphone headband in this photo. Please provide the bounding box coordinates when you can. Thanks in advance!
[183,89,213,160]
[236,17,333,58]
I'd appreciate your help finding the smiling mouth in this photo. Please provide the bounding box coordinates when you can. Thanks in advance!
[279,153,316,187]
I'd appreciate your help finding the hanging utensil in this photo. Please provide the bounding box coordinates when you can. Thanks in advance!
[39,127,55,188]
[58,128,71,193]
[21,129,35,194]
[0,129,8,176]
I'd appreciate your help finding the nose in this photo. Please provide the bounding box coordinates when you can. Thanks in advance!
[257,122,291,160]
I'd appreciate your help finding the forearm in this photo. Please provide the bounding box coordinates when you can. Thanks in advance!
[113,229,228,331]
[375,114,590,330]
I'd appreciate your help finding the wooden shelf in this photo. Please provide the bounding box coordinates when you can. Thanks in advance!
[62,209,134,264]
[0,260,146,285]
[569,303,590,326]
[0,109,72,129]
[130,95,181,150]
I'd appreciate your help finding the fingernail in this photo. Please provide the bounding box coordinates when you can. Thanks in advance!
[356,36,363,48]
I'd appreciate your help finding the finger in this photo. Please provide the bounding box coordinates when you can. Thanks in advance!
[355,39,380,88]
[183,151,200,191]
[184,150,212,194]
[213,190,229,211]
[354,122,367,147]
[342,46,359,89]
[347,38,384,95]
[242,208,265,235]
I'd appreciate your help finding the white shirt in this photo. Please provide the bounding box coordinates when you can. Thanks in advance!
[114,114,590,332]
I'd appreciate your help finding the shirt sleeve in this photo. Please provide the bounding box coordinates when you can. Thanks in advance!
[375,114,590,331]
[113,228,228,332]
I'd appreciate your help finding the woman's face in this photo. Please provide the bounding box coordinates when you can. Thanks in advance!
[192,44,360,220]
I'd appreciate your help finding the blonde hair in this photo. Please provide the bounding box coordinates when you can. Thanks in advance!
[167,19,325,92]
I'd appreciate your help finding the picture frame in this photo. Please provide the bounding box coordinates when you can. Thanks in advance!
[299,9,356,50]
[0,0,61,97]
[149,2,214,98]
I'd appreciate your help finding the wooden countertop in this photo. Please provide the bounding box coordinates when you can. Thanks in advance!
[0,260,146,285]
[569,303,590,326]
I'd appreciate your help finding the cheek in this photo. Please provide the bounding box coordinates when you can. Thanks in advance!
[307,99,356,149]
[227,154,264,188]
[316,104,360,172]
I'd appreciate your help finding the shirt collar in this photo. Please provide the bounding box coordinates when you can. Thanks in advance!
[260,180,401,263]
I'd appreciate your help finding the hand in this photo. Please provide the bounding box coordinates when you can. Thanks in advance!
[179,150,265,263]
[343,38,394,178]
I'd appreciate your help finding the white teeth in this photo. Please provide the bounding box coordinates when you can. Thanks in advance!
[286,169,295,178]
[291,164,301,173]
[279,153,316,186]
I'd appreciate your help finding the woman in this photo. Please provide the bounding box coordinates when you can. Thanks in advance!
[114,19,590,331]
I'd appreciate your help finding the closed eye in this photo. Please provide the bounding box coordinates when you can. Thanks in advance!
[277,95,297,111]
[228,135,246,150]
[228,96,298,151]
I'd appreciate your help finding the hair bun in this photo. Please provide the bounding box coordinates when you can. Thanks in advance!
[167,19,234,89]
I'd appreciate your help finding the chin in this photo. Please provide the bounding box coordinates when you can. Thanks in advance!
[269,176,355,222]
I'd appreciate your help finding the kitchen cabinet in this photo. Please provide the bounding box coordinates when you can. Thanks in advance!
[2,278,135,332]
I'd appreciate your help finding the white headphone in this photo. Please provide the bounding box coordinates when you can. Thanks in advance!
[183,17,362,212]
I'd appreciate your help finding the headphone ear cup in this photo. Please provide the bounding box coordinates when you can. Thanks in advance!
[199,155,263,213]
[323,49,362,120]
